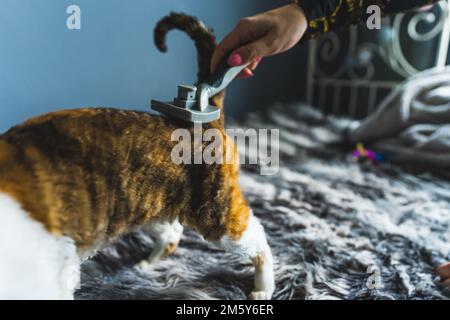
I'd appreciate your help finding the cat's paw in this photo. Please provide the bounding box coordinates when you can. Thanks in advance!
[249,291,271,300]
[136,260,155,272]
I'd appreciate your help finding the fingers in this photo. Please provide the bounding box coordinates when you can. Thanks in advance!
[231,38,273,66]
[236,57,262,79]
[238,68,254,79]
[210,19,256,74]
[436,262,450,279]
[211,38,234,74]
[249,56,263,70]
[436,262,450,287]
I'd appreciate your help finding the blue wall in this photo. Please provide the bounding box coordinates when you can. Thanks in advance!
[0,0,309,133]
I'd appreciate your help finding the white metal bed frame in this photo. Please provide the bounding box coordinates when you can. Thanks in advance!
[306,0,450,119]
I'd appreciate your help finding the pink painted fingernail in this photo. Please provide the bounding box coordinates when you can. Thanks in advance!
[227,53,242,66]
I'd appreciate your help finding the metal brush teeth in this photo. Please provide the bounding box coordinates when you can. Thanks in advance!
[151,60,250,123]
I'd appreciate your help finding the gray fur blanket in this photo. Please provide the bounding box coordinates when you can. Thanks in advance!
[76,106,450,300]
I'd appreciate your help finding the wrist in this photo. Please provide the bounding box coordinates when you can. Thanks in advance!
[287,2,308,32]
[290,0,310,23]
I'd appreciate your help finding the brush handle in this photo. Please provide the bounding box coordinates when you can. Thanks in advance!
[205,59,251,97]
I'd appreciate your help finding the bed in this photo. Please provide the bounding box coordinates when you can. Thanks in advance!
[77,2,450,300]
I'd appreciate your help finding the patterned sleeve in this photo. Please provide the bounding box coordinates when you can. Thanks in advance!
[292,0,441,41]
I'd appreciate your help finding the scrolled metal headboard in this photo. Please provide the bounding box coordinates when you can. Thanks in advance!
[306,0,450,119]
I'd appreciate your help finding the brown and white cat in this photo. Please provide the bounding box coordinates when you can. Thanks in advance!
[0,13,274,300]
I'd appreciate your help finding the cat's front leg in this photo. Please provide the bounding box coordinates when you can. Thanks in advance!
[138,219,184,270]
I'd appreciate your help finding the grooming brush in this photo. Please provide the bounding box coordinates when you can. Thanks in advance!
[151,60,250,123]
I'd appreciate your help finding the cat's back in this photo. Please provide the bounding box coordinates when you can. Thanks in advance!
[3,108,168,146]
[1,108,179,166]
[0,108,184,245]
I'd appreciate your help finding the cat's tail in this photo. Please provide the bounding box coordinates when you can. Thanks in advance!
[154,13,226,121]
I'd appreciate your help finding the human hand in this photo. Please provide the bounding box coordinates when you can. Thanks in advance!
[436,262,450,286]
[210,4,308,78]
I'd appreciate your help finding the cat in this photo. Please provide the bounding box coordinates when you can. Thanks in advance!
[0,13,274,300]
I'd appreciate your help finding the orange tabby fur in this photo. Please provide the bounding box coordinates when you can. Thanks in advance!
[0,13,249,252]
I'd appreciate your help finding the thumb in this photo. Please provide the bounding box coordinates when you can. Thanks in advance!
[231,39,272,65]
